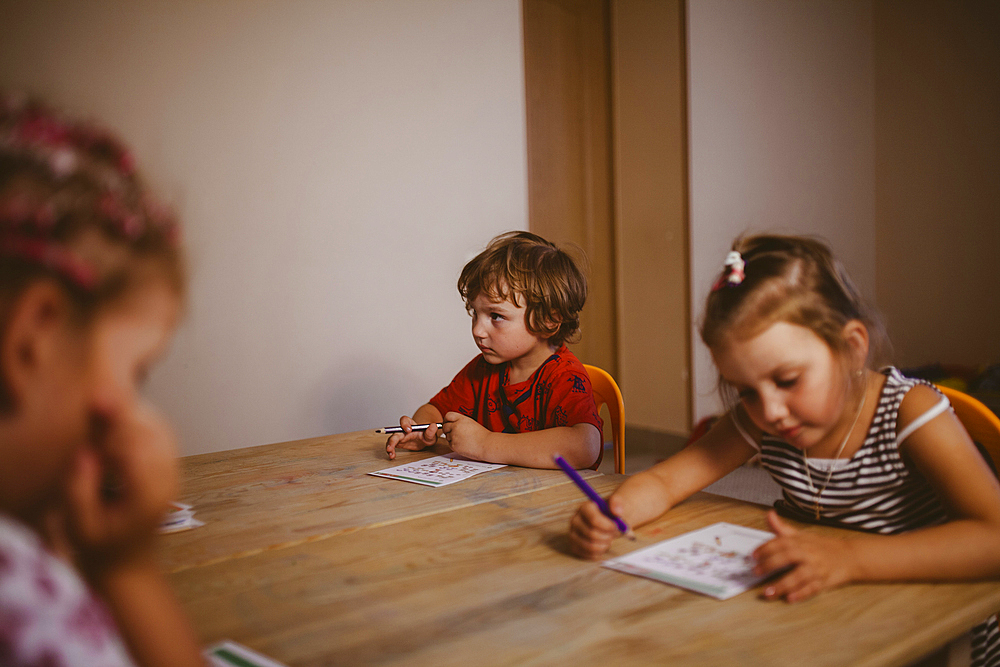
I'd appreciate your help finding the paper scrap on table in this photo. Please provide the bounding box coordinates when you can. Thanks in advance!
[159,501,205,534]
[368,454,506,487]
[205,640,288,667]
[602,522,775,600]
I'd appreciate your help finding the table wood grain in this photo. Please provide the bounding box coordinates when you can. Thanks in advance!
[163,430,599,571]
[162,436,1000,667]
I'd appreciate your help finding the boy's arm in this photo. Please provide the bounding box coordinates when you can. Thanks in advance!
[442,413,601,468]
[438,357,604,468]
[386,356,478,460]
[385,403,445,460]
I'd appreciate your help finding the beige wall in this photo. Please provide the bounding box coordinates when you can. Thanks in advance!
[687,0,876,420]
[0,1,528,455]
[874,0,1000,368]
[6,0,991,453]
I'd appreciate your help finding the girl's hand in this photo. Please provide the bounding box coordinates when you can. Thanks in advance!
[441,412,491,460]
[753,510,856,603]
[385,415,441,460]
[64,402,180,576]
[568,498,625,559]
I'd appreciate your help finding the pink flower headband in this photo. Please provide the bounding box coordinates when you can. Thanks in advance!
[0,236,97,288]
[711,251,745,291]
[1,93,178,289]
[1,93,136,180]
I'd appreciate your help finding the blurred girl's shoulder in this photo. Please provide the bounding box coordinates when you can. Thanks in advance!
[0,513,136,666]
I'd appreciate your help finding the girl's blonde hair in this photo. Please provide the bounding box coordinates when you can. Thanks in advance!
[0,93,185,408]
[458,231,587,348]
[700,234,890,368]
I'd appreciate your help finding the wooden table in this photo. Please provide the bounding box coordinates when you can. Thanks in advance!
[163,431,601,572]
[163,431,1000,666]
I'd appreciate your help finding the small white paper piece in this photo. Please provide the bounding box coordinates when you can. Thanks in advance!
[205,640,288,667]
[368,454,506,487]
[159,501,204,533]
[602,522,775,599]
[159,517,205,534]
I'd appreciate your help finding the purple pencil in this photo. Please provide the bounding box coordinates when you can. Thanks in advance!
[554,454,635,540]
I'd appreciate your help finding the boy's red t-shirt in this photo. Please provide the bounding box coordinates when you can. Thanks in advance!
[429,345,604,466]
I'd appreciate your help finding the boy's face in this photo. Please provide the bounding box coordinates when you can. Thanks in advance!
[468,292,554,371]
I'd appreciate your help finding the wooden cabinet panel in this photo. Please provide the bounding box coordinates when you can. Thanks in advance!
[523,0,690,436]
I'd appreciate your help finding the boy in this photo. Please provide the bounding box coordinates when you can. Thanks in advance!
[385,231,603,469]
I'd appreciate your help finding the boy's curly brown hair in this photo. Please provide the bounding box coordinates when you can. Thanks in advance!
[458,231,587,348]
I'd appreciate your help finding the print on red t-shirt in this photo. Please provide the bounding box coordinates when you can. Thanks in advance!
[429,345,603,442]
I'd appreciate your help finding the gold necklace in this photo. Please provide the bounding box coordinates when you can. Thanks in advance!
[802,390,867,520]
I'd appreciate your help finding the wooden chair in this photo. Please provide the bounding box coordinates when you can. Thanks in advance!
[584,364,625,474]
[935,384,1000,470]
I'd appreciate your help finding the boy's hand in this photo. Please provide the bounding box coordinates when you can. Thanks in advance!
[752,510,855,603]
[568,497,624,559]
[441,412,493,460]
[65,401,180,575]
[385,415,441,460]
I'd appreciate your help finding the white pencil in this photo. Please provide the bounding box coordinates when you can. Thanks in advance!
[375,423,444,434]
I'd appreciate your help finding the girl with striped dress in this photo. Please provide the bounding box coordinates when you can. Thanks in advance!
[569,234,1000,667]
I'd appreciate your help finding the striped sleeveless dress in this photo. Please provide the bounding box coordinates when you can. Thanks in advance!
[736,367,999,667]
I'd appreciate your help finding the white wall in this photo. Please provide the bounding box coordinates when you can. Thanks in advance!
[0,1,527,455]
[687,0,876,420]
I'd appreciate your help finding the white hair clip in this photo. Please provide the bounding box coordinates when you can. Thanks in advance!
[712,251,745,291]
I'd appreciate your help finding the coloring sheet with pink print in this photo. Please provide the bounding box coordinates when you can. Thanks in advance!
[602,522,774,600]
[368,455,506,487]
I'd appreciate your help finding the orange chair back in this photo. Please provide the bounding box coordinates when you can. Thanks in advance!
[584,364,625,474]
[935,385,1000,469]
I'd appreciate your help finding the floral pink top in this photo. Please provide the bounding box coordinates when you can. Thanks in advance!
[0,513,135,666]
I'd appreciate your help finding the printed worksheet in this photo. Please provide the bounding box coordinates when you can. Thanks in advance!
[602,522,775,599]
[368,455,507,487]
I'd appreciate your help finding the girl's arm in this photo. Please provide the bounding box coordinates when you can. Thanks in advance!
[441,413,601,469]
[91,551,206,667]
[754,385,1000,602]
[569,412,758,558]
